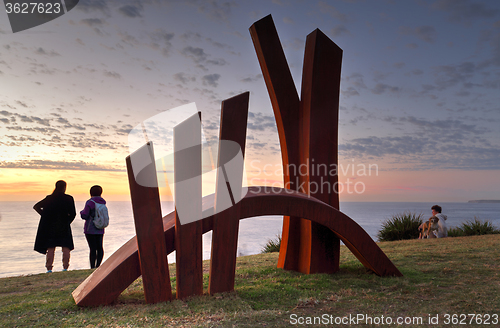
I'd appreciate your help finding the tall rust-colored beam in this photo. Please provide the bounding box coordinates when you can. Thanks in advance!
[297,29,343,274]
[250,15,342,274]
[174,113,203,299]
[250,14,302,272]
[125,143,172,303]
[249,15,300,176]
[209,92,249,295]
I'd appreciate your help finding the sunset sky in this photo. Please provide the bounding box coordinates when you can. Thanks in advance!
[0,0,499,202]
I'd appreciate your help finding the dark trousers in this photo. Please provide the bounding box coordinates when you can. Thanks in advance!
[85,234,104,269]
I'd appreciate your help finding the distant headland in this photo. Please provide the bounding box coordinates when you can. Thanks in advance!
[468,200,500,203]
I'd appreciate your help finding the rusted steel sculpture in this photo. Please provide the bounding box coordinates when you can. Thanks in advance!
[250,15,342,274]
[72,15,402,307]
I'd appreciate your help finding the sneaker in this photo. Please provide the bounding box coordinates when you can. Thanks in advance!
[46,270,52,273]
[62,269,67,272]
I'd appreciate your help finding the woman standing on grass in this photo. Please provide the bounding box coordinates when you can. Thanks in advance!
[33,180,76,273]
[80,185,106,269]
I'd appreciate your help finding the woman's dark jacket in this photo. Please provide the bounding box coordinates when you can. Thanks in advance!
[33,193,76,254]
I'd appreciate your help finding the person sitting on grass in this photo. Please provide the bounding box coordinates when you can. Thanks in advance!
[431,204,448,238]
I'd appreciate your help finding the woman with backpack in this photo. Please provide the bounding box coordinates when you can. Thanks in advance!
[33,180,76,272]
[80,185,107,269]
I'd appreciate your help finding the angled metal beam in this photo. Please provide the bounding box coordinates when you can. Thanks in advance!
[209,92,249,295]
[298,29,343,273]
[126,143,172,303]
[174,113,203,299]
[250,14,302,271]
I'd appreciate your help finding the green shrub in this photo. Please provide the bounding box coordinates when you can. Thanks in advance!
[447,226,465,237]
[448,217,500,237]
[377,212,423,242]
[261,234,281,253]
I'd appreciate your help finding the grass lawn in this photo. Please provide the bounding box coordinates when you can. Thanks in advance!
[1,234,500,327]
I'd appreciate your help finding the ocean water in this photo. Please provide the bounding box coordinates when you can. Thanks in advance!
[0,201,498,278]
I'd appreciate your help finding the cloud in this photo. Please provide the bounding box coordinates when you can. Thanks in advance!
[0,59,10,69]
[241,74,263,83]
[84,123,107,130]
[372,70,390,82]
[6,126,60,134]
[118,4,143,18]
[0,160,123,171]
[115,124,134,135]
[283,17,294,24]
[180,31,202,42]
[247,112,276,131]
[371,83,400,95]
[56,119,87,131]
[30,116,51,126]
[16,101,28,108]
[76,0,109,14]
[205,37,229,49]
[116,29,175,57]
[432,61,476,89]
[248,142,268,149]
[400,116,486,136]
[415,26,437,43]
[341,87,360,98]
[330,25,350,37]
[206,58,227,66]
[201,119,219,131]
[29,63,58,75]
[456,90,470,97]
[284,37,304,51]
[148,29,174,56]
[174,72,196,84]
[150,29,174,46]
[118,31,141,47]
[197,0,238,23]
[181,46,226,68]
[103,70,122,79]
[318,1,348,22]
[35,47,61,57]
[432,0,500,25]
[80,18,105,27]
[201,73,221,87]
[6,135,37,142]
[343,72,367,89]
[181,46,208,63]
[399,25,437,43]
[4,112,52,126]
[56,117,69,124]
[339,115,499,169]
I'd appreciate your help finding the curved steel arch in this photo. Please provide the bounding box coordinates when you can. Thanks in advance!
[72,186,401,306]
